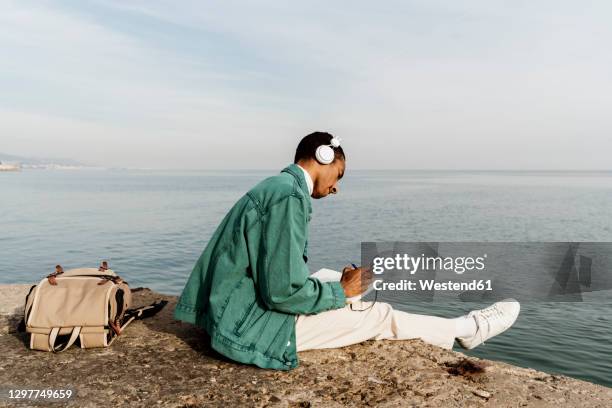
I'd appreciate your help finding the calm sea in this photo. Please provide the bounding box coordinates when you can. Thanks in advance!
[1,169,611,386]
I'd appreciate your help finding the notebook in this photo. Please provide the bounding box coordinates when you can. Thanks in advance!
[311,268,374,304]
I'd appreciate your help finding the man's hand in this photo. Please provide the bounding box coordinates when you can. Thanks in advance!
[340,265,373,298]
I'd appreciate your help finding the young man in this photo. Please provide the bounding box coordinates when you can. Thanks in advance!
[174,132,520,370]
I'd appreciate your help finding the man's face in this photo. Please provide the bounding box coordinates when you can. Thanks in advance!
[313,159,345,199]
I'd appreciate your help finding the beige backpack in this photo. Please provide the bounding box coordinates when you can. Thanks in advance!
[24,262,135,352]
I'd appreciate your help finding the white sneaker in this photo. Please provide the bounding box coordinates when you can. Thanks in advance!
[457,298,520,350]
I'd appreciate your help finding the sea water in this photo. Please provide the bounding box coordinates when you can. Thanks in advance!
[1,169,610,386]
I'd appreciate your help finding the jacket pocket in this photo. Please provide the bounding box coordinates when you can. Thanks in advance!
[263,314,293,358]
[303,239,308,263]
[234,300,257,336]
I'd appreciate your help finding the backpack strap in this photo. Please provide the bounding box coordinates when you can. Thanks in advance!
[106,301,167,346]
[123,300,168,322]
[49,326,81,352]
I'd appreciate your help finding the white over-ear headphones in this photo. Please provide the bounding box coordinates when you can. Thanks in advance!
[315,136,342,165]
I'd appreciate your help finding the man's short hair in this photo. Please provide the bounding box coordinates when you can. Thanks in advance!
[294,131,346,164]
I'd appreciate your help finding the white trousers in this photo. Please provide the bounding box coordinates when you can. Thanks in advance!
[295,301,457,352]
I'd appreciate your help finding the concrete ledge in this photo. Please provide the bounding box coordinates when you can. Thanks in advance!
[0,284,33,335]
[1,285,610,407]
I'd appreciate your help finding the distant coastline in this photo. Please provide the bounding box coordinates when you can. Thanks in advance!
[0,162,21,172]
[0,152,94,171]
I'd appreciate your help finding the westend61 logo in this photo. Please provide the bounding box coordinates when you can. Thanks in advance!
[361,242,612,302]
[372,253,487,275]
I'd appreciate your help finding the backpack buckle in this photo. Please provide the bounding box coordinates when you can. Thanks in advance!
[109,319,122,336]
[47,265,64,286]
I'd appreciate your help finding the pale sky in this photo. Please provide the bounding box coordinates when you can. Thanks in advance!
[1,0,611,169]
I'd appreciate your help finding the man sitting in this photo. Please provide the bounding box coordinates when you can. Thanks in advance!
[174,131,520,370]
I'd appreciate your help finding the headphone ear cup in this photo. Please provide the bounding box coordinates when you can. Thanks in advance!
[315,145,335,165]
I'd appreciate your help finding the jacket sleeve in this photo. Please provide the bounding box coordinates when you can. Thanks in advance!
[257,195,346,314]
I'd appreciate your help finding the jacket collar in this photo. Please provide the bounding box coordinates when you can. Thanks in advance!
[281,164,312,209]
[296,164,314,196]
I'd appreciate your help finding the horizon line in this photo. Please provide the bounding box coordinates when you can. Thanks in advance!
[53,167,612,172]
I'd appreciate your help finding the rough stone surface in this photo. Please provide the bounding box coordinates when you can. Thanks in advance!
[1,285,611,407]
[0,284,33,335]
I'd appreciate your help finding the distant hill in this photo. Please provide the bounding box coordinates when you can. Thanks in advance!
[0,152,89,168]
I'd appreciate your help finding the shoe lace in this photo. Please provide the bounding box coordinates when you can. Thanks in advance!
[475,304,505,345]
[481,304,504,320]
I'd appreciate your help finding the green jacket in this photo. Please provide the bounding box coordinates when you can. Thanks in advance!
[174,163,346,370]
